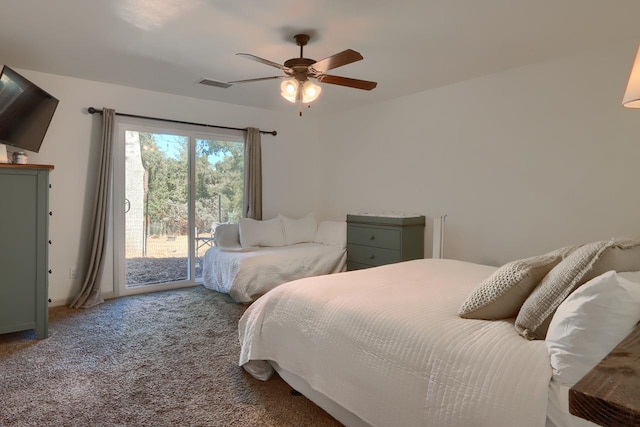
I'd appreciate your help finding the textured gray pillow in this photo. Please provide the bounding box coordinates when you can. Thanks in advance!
[515,238,640,340]
[458,245,577,320]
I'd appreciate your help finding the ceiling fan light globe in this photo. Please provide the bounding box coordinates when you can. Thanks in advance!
[280,79,298,103]
[302,81,321,103]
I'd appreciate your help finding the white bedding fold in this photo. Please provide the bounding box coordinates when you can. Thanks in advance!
[239,259,552,427]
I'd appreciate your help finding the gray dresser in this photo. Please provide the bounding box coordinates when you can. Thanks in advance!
[0,164,53,339]
[346,214,425,271]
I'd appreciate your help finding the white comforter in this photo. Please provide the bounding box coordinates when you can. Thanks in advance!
[239,259,553,427]
[202,242,346,303]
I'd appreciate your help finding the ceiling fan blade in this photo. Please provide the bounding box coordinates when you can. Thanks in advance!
[236,53,291,72]
[317,75,377,90]
[311,49,363,74]
[228,76,286,84]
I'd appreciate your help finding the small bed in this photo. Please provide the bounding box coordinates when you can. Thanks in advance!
[202,242,346,303]
[239,239,640,427]
[202,216,347,303]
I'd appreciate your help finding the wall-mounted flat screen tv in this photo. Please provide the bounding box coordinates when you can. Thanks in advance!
[0,65,59,153]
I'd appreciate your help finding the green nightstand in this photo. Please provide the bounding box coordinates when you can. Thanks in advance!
[346,214,425,271]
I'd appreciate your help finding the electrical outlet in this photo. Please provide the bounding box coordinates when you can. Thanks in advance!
[69,268,78,279]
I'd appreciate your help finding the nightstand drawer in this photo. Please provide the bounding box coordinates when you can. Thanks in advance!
[346,261,371,271]
[347,225,400,250]
[347,244,401,267]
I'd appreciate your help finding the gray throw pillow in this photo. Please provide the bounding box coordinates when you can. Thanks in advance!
[458,245,577,320]
[515,238,640,340]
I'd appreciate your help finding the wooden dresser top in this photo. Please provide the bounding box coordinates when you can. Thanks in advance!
[0,164,54,170]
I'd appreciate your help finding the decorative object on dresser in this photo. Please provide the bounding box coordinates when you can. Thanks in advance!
[0,164,53,339]
[346,213,425,270]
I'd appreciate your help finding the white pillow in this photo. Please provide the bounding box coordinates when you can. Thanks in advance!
[279,213,317,245]
[314,221,347,248]
[238,217,285,248]
[213,223,240,248]
[545,270,640,386]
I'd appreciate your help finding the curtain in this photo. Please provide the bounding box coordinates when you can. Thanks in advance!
[242,127,262,220]
[70,108,115,308]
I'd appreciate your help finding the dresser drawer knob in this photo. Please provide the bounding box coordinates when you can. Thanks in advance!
[369,235,375,240]
[369,254,375,259]
[49,240,52,245]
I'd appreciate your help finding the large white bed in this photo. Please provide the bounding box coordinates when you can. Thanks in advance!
[239,258,603,427]
[240,259,551,426]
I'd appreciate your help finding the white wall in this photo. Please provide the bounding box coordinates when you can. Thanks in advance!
[7,41,640,303]
[5,69,321,304]
[317,43,640,266]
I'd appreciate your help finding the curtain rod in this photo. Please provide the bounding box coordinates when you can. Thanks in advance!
[86,107,277,136]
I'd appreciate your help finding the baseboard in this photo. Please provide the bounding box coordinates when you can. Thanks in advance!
[49,291,116,308]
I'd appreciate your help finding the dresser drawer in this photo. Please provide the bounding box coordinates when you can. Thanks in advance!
[347,244,401,267]
[346,261,372,271]
[347,225,400,250]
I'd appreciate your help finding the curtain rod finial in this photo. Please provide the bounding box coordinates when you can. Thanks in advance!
[88,107,98,114]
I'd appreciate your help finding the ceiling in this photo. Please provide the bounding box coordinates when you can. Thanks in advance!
[2,0,640,115]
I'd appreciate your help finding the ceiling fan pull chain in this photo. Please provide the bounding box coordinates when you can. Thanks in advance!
[299,103,312,117]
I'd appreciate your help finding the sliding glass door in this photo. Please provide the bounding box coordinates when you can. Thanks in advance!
[114,120,243,296]
[193,138,244,280]
[124,130,189,288]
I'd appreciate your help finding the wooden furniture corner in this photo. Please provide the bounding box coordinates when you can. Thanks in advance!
[569,322,640,426]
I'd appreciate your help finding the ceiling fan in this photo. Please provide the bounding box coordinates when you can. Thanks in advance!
[228,34,377,104]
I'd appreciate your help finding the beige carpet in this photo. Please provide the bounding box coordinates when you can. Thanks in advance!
[0,286,342,426]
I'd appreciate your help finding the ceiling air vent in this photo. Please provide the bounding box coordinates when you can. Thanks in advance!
[197,78,232,89]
